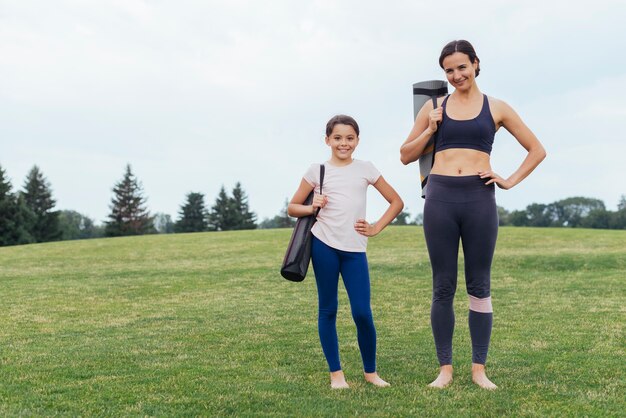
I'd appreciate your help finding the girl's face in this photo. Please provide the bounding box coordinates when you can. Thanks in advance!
[442,52,478,91]
[325,124,359,162]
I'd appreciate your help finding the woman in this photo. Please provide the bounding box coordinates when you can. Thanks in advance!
[400,40,546,389]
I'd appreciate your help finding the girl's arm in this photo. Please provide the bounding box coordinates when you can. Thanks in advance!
[354,176,404,237]
[400,99,443,165]
[478,99,547,189]
[287,179,328,218]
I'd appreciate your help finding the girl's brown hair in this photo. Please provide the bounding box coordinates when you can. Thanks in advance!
[325,114,360,137]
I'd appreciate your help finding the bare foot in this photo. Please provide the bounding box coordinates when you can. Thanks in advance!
[428,365,453,388]
[364,372,390,387]
[471,363,497,390]
[330,370,349,389]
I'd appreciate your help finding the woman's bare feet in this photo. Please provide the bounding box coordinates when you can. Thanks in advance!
[330,370,349,389]
[471,363,497,390]
[428,365,453,388]
[364,372,390,387]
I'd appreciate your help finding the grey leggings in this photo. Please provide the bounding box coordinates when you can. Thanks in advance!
[423,174,498,365]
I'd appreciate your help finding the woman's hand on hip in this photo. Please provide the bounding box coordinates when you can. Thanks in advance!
[478,170,513,190]
[354,219,379,237]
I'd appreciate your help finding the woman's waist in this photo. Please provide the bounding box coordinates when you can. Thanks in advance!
[431,148,491,176]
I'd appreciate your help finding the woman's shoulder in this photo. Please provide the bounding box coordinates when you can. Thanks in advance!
[485,95,517,124]
[485,94,514,111]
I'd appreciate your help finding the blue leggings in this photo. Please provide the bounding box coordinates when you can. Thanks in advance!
[311,236,377,373]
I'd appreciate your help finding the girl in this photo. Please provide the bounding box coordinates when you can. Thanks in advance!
[400,40,546,389]
[288,114,404,389]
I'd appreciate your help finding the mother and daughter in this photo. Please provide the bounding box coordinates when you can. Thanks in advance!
[287,40,546,390]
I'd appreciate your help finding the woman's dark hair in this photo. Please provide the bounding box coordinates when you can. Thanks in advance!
[325,114,360,137]
[439,40,481,77]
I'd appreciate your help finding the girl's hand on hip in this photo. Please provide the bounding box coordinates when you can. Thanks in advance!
[354,219,378,237]
[478,170,513,190]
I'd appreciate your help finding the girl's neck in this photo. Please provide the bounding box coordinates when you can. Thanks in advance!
[328,157,354,167]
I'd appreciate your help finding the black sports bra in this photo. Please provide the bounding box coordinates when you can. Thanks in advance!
[435,95,496,155]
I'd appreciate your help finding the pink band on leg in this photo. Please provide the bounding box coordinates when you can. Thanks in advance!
[469,295,492,313]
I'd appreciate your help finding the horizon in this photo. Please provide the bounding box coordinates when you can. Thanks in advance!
[4,162,623,226]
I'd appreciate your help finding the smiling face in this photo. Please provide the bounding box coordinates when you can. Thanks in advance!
[325,123,359,164]
[442,52,479,91]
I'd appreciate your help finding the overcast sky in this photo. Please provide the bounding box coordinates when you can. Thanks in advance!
[2,0,625,224]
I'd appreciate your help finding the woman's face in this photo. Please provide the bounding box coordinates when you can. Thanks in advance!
[442,52,478,91]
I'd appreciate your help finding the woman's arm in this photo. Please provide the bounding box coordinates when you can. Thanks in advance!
[287,179,328,218]
[354,176,404,237]
[400,100,443,165]
[479,99,547,189]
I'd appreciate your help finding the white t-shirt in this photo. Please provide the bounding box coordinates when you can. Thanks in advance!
[303,159,381,252]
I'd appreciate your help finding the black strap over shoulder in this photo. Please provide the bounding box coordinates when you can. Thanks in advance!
[430,97,439,168]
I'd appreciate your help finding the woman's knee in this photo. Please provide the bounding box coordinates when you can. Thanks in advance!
[433,280,457,302]
[466,276,490,300]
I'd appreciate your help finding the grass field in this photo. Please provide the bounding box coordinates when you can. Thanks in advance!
[0,226,624,416]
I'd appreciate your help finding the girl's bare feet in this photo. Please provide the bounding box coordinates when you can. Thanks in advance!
[428,365,453,388]
[471,363,497,390]
[364,372,390,387]
[330,370,349,389]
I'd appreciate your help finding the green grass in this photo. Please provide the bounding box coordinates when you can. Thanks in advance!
[0,226,624,416]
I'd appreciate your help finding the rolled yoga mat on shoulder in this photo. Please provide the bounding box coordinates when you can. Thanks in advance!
[413,80,448,198]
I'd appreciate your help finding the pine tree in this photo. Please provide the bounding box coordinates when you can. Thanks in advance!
[175,192,208,233]
[231,182,257,230]
[105,164,154,236]
[22,165,61,242]
[0,166,10,199]
[0,166,35,246]
[207,186,238,231]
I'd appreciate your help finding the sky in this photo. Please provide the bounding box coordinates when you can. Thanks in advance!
[2,0,625,224]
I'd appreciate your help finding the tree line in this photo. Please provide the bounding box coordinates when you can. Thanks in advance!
[390,197,626,230]
[1,163,624,247]
[0,164,259,246]
[497,196,626,229]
